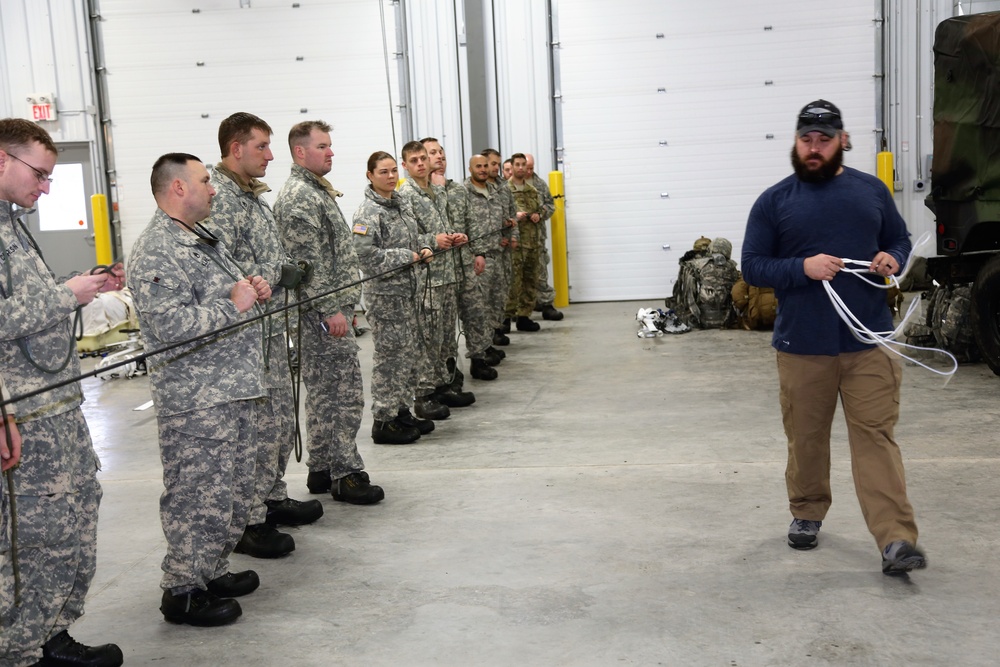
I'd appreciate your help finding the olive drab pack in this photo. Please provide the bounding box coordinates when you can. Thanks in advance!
[731,276,778,330]
[665,237,739,329]
[904,283,981,362]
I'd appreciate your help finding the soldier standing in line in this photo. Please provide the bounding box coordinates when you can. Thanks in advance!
[480,148,518,347]
[398,140,474,419]
[129,152,268,627]
[1,373,21,663]
[504,153,544,333]
[352,151,435,444]
[525,153,563,321]
[423,139,499,382]
[463,154,510,364]
[202,113,325,559]
[0,118,124,666]
[272,121,385,502]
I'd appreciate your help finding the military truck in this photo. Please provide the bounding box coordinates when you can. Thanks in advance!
[924,11,1000,374]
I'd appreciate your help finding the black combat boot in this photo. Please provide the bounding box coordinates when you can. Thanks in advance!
[434,384,475,407]
[371,418,421,444]
[470,358,498,380]
[397,407,434,434]
[516,315,540,332]
[415,394,450,420]
[306,469,332,494]
[206,570,260,598]
[487,344,505,360]
[332,471,385,505]
[501,318,511,333]
[264,497,324,526]
[540,304,564,320]
[234,523,295,559]
[493,329,510,346]
[160,589,242,627]
[40,630,123,667]
[484,347,503,366]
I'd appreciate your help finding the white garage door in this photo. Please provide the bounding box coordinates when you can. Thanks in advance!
[98,0,401,258]
[557,1,879,301]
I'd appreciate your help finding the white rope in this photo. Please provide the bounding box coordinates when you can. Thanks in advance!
[822,232,958,379]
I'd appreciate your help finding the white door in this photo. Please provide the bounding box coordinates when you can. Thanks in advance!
[557,1,879,301]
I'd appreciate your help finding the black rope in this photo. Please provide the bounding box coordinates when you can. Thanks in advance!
[0,223,509,412]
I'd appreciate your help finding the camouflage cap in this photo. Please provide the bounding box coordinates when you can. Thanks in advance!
[709,237,732,259]
[692,236,711,252]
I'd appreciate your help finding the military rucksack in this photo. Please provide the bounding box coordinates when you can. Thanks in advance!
[665,237,740,329]
[904,283,980,362]
[731,276,778,330]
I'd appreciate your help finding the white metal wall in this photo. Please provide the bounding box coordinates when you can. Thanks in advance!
[556,1,881,302]
[97,0,402,259]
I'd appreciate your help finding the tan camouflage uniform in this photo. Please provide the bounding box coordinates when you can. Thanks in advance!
[529,172,557,307]
[273,164,366,479]
[352,187,426,421]
[505,181,543,318]
[203,165,294,525]
[397,179,458,393]
[0,202,102,667]
[128,209,265,594]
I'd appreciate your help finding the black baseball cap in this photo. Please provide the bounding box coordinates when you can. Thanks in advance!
[796,100,843,137]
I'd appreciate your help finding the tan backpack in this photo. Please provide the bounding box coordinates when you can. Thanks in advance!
[731,275,778,330]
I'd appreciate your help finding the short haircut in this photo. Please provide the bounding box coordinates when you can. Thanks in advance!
[288,120,332,151]
[510,152,526,163]
[150,153,201,196]
[480,148,500,159]
[367,150,395,173]
[503,158,512,166]
[420,137,440,147]
[0,118,57,155]
[401,140,426,162]
[218,112,272,157]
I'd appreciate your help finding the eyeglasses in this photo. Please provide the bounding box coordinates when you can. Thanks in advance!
[798,109,842,124]
[7,153,53,184]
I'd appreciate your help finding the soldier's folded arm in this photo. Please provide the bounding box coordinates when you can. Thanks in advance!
[0,283,79,342]
[133,272,244,343]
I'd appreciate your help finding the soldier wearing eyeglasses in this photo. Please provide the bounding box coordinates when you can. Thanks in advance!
[0,118,124,666]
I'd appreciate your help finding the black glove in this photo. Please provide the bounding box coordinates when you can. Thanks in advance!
[296,259,314,285]
[278,263,306,289]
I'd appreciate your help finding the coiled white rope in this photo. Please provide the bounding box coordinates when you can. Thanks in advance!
[822,232,958,379]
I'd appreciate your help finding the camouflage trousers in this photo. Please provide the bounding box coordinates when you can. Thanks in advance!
[505,244,541,318]
[0,409,101,667]
[492,248,513,328]
[452,256,492,361]
[158,400,256,592]
[249,380,295,524]
[299,311,365,479]
[367,293,420,422]
[536,239,555,307]
[416,280,459,393]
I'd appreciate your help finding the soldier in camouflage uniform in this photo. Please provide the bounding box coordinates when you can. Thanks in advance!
[353,151,435,444]
[273,121,385,502]
[463,154,510,366]
[504,153,544,332]
[526,153,563,321]
[423,139,499,382]
[0,119,124,666]
[202,113,323,558]
[398,141,474,418]
[130,152,268,627]
[481,149,518,346]
[1,374,20,665]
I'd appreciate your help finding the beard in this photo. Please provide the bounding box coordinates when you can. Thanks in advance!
[791,144,844,183]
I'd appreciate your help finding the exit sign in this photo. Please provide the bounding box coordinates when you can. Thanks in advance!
[27,93,57,122]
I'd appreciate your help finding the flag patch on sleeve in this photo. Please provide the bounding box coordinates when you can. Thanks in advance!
[352,223,368,235]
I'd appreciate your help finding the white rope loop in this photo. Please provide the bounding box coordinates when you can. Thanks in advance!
[822,232,958,379]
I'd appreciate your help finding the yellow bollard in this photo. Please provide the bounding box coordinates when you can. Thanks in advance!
[876,152,894,194]
[548,171,569,308]
[91,194,113,265]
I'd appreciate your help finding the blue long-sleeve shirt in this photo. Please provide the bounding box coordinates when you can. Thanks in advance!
[741,166,911,356]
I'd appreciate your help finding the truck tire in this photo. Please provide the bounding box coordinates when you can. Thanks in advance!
[971,254,1000,375]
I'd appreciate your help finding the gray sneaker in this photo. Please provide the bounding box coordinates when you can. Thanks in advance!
[881,541,927,576]
[787,518,822,550]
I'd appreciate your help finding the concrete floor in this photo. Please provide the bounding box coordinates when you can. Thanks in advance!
[65,300,999,666]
